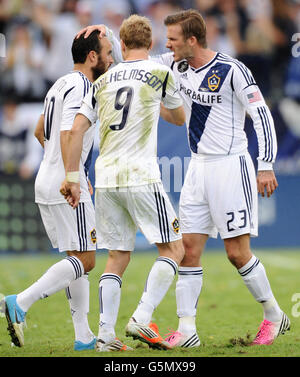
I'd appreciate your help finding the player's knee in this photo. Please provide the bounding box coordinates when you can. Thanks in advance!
[182,240,202,266]
[157,239,184,265]
[81,252,96,273]
[224,235,251,268]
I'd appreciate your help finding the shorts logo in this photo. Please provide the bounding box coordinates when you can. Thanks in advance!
[178,61,188,73]
[90,228,97,244]
[208,73,220,91]
[172,218,180,234]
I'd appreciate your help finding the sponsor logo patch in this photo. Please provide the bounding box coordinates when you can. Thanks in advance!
[178,60,189,73]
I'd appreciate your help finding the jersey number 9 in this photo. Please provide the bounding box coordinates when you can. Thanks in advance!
[110,86,133,131]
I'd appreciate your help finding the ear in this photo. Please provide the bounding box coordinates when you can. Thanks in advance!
[149,39,153,50]
[120,39,126,53]
[187,36,197,47]
[88,50,97,64]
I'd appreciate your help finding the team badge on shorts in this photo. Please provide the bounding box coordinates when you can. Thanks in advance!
[90,228,97,244]
[172,218,180,234]
[178,61,189,73]
[208,73,220,91]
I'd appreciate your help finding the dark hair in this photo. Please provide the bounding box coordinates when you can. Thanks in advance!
[164,9,207,48]
[71,30,101,64]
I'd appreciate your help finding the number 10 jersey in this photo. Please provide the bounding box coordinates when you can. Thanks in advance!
[35,71,95,204]
[79,59,182,188]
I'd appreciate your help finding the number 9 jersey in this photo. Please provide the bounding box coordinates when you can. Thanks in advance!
[79,59,182,188]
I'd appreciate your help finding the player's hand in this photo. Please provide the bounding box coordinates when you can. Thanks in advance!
[257,170,278,198]
[60,180,81,208]
[76,24,106,39]
[60,179,69,197]
[88,179,93,196]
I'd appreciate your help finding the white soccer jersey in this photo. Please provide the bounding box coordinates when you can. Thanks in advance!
[79,59,182,188]
[153,52,277,169]
[35,71,95,204]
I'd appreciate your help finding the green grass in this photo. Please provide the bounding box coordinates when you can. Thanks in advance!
[0,250,299,358]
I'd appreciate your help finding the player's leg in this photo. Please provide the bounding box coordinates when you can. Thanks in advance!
[66,248,96,351]
[168,233,207,347]
[97,250,132,351]
[210,152,290,345]
[166,159,217,348]
[94,189,134,351]
[224,233,290,344]
[4,203,96,348]
[125,183,184,349]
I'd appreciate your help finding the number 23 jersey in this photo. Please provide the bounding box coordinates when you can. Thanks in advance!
[80,59,182,188]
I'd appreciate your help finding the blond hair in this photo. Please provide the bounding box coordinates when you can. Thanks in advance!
[119,14,152,50]
[164,9,207,48]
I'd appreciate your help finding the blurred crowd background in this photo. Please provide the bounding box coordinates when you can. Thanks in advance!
[1,0,300,178]
[0,0,300,252]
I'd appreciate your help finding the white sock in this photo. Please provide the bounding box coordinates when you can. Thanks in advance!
[238,255,282,322]
[176,266,203,335]
[132,256,178,325]
[66,273,95,344]
[16,256,84,312]
[98,273,122,343]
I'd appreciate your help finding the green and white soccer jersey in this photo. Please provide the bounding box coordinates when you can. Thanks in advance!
[79,59,182,188]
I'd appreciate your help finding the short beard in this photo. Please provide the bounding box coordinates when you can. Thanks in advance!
[92,59,107,81]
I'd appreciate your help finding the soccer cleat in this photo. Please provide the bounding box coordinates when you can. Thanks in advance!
[125,318,171,350]
[96,337,133,352]
[74,337,97,351]
[164,330,201,348]
[251,312,290,345]
[3,295,26,347]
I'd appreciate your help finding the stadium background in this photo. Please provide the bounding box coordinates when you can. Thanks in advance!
[0,0,300,254]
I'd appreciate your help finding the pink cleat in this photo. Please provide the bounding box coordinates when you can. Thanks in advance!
[251,312,290,345]
[165,330,200,348]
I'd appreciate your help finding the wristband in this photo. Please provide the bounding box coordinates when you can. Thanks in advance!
[66,171,80,183]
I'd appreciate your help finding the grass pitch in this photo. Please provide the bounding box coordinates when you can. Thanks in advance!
[0,249,299,358]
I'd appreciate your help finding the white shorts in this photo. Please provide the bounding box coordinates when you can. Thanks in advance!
[38,202,97,252]
[179,152,258,239]
[95,182,182,251]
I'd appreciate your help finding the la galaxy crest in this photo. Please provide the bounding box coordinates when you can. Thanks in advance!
[172,218,180,234]
[207,71,221,91]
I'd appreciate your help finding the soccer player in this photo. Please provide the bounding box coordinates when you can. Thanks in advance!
[2,31,113,350]
[78,8,290,348]
[61,14,186,351]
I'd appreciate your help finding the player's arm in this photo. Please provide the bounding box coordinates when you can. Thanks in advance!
[34,114,45,148]
[76,25,123,64]
[160,69,185,126]
[160,103,185,126]
[60,130,70,170]
[233,66,278,198]
[76,24,175,68]
[61,114,91,208]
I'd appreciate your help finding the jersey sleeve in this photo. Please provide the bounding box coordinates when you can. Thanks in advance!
[232,63,277,170]
[150,52,175,68]
[161,68,182,109]
[78,84,98,124]
[105,26,123,65]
